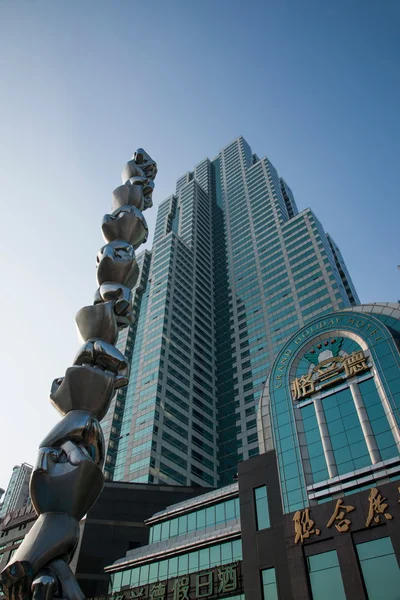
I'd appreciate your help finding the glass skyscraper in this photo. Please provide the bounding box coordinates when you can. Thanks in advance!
[0,463,32,519]
[101,136,359,487]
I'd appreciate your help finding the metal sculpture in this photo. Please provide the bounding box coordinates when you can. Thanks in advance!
[0,149,157,600]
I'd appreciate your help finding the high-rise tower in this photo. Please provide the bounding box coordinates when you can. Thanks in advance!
[0,464,32,519]
[101,137,359,487]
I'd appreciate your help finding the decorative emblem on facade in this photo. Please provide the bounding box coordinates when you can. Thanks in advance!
[291,338,370,401]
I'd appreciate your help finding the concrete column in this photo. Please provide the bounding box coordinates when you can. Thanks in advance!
[349,381,381,464]
[372,368,400,452]
[314,397,338,479]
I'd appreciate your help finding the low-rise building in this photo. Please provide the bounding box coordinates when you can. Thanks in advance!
[103,303,400,600]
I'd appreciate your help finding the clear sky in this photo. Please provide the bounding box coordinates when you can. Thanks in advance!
[0,0,399,491]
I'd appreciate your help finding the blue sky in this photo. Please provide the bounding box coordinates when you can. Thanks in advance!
[0,0,399,489]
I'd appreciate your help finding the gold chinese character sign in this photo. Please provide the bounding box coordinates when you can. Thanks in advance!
[291,340,370,401]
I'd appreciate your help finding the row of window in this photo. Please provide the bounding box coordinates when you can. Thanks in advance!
[149,497,240,544]
[110,539,242,591]
[307,537,400,600]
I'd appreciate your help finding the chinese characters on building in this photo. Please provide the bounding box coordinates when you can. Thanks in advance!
[291,349,370,401]
[104,562,240,600]
[294,487,394,544]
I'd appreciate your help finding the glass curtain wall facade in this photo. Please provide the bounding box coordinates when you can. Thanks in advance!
[259,303,400,513]
[102,136,358,487]
[0,464,32,519]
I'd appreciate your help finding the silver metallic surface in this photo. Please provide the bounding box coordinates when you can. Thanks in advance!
[38,410,105,465]
[1,514,79,598]
[31,572,57,600]
[112,182,146,212]
[94,282,132,316]
[50,366,115,421]
[45,560,85,600]
[0,148,156,600]
[122,149,157,210]
[31,442,104,517]
[96,239,139,288]
[75,301,118,344]
[73,339,129,388]
[102,205,148,249]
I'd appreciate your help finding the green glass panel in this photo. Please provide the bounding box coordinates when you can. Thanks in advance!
[139,564,149,585]
[308,550,339,571]
[308,551,346,600]
[178,553,188,575]
[199,548,209,568]
[187,512,196,532]
[357,536,395,561]
[170,517,179,537]
[121,570,131,587]
[130,568,139,587]
[358,549,400,600]
[206,505,215,527]
[158,560,168,579]
[188,550,199,573]
[113,572,122,591]
[255,486,271,530]
[221,542,233,564]
[210,544,221,567]
[232,539,242,560]
[152,523,161,543]
[215,502,225,523]
[161,520,169,540]
[148,562,158,583]
[168,556,178,577]
[262,567,276,585]
[178,514,188,535]
[197,509,206,528]
[262,567,278,600]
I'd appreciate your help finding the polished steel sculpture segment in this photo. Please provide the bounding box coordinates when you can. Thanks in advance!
[0,149,157,600]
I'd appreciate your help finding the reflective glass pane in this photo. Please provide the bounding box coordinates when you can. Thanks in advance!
[357,537,400,600]
[152,523,161,543]
[178,514,188,535]
[308,551,345,600]
[206,505,215,527]
[178,553,188,575]
[262,568,278,600]
[215,502,225,524]
[254,486,271,530]
[225,499,235,520]
[113,572,122,591]
[148,562,158,583]
[210,544,221,566]
[199,548,209,568]
[197,509,206,528]
[121,570,131,587]
[170,518,179,537]
[158,560,168,579]
[139,564,149,585]
[130,568,139,587]
[187,512,196,532]
[188,550,199,573]
[232,539,242,560]
[169,557,178,577]
[221,542,233,564]
[161,520,169,540]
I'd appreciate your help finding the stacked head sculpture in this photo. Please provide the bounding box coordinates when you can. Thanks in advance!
[0,149,157,600]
